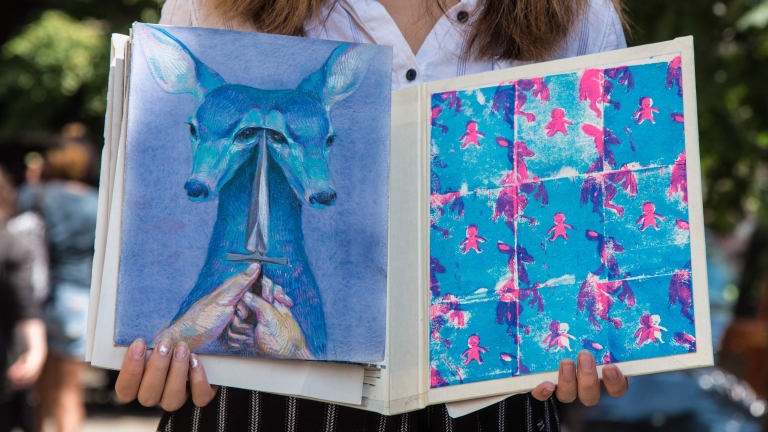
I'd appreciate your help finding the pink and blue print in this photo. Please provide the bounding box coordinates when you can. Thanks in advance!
[429,56,695,388]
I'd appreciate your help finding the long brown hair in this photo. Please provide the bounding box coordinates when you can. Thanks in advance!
[207,0,628,62]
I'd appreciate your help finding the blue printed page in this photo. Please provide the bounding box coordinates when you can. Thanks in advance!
[429,53,700,388]
[115,24,391,363]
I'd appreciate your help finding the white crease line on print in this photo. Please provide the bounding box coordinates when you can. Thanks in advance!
[434,271,688,305]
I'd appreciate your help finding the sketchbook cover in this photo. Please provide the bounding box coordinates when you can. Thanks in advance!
[113,23,391,363]
[426,37,712,397]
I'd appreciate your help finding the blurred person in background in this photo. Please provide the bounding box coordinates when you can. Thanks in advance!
[0,166,47,432]
[19,126,98,432]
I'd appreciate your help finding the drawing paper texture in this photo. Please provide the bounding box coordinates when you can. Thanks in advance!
[114,24,391,362]
[429,55,697,387]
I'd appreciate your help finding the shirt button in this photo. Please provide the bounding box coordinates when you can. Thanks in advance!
[457,11,469,23]
[405,68,418,81]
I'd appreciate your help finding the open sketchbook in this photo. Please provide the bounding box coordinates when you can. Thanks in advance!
[87,24,712,415]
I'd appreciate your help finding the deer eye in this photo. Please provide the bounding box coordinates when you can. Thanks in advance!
[267,130,287,145]
[188,123,197,138]
[325,134,336,148]
[234,127,259,144]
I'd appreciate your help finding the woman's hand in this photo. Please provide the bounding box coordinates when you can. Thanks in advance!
[530,350,628,406]
[114,338,218,411]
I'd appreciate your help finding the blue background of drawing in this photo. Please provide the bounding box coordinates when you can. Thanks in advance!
[115,24,391,362]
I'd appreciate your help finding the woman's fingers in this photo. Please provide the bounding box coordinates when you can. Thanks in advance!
[115,339,219,410]
[530,382,555,401]
[576,350,601,407]
[115,339,147,402]
[137,339,173,407]
[189,354,218,407]
[602,364,629,397]
[554,358,577,403]
[160,343,191,412]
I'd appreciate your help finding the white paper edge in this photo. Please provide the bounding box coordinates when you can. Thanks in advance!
[88,31,366,407]
[423,37,714,405]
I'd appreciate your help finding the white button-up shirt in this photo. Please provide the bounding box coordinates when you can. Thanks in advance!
[160,0,627,90]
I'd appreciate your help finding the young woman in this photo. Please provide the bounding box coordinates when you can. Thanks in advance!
[115,0,630,430]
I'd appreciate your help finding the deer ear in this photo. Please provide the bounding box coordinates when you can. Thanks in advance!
[298,43,375,108]
[136,24,226,102]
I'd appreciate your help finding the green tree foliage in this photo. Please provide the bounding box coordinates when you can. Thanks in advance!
[0,0,162,140]
[626,0,768,234]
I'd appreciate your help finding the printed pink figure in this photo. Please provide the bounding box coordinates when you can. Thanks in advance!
[440,91,462,112]
[603,66,634,111]
[674,332,696,352]
[669,264,693,323]
[431,105,448,133]
[430,295,467,348]
[586,230,625,278]
[633,96,659,125]
[578,273,634,330]
[493,185,534,227]
[496,137,535,183]
[675,219,689,231]
[430,190,463,214]
[544,108,573,137]
[461,335,488,365]
[603,164,639,215]
[547,212,573,242]
[637,202,665,231]
[579,69,605,118]
[670,112,684,123]
[542,321,576,352]
[459,120,485,149]
[668,151,688,204]
[430,302,452,348]
[582,124,621,171]
[666,56,683,97]
[431,365,448,387]
[444,294,467,328]
[517,78,550,102]
[634,314,667,345]
[515,92,536,122]
[460,224,486,253]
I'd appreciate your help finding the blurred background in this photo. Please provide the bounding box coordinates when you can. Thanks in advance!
[0,0,767,431]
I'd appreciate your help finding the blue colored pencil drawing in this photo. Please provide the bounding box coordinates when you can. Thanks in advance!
[115,24,391,362]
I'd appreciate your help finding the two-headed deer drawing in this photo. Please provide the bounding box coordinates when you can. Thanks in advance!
[138,25,374,359]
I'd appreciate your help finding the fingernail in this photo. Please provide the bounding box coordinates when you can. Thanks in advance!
[541,383,555,397]
[190,354,200,369]
[174,343,189,360]
[603,366,618,382]
[157,340,171,356]
[562,359,576,381]
[578,351,594,373]
[130,339,146,360]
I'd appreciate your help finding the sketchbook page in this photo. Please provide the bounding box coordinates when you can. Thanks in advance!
[367,84,430,416]
[90,116,366,407]
[87,66,367,404]
[445,393,513,418]
[423,37,712,405]
[115,23,391,364]
[87,33,128,362]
